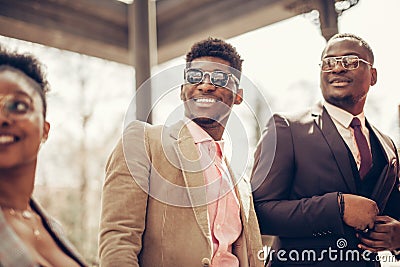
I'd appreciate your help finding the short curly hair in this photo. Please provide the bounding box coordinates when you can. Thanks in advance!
[185,37,243,72]
[323,33,374,64]
[0,44,49,117]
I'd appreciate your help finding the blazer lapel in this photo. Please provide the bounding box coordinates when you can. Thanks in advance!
[311,103,357,193]
[169,121,210,243]
[367,122,398,211]
[368,122,396,162]
[30,199,87,266]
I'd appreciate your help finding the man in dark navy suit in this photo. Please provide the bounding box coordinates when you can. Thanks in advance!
[252,33,400,266]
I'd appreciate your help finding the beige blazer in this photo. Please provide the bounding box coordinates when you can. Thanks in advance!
[99,120,263,267]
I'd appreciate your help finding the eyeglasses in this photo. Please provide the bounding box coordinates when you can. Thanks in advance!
[184,68,239,90]
[320,55,372,72]
[0,94,33,120]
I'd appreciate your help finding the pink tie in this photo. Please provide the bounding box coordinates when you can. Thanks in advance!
[350,118,372,178]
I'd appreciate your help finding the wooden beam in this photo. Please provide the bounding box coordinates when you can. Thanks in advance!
[0,0,341,65]
[156,0,302,63]
[0,0,129,64]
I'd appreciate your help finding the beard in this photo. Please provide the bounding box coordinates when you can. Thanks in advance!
[326,95,355,107]
[192,116,218,125]
[322,83,368,111]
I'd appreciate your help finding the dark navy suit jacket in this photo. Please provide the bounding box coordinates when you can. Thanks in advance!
[252,102,400,267]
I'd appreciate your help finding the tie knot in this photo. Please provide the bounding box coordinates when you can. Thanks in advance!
[350,117,361,128]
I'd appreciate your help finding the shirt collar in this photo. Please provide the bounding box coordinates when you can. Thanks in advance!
[323,101,366,129]
[183,117,225,151]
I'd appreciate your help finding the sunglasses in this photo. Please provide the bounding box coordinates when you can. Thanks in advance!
[0,94,33,120]
[320,55,372,72]
[184,68,239,90]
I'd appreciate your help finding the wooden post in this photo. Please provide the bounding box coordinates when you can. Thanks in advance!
[315,0,339,41]
[128,0,157,123]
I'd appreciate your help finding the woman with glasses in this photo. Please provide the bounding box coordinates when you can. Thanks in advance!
[0,45,87,267]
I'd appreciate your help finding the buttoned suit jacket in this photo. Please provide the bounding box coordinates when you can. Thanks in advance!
[99,120,263,267]
[0,199,87,267]
[252,102,400,267]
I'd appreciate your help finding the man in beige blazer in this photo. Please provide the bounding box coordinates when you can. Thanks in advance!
[99,38,263,267]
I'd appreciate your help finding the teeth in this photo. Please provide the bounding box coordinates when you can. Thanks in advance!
[0,135,15,144]
[330,78,350,84]
[194,98,217,103]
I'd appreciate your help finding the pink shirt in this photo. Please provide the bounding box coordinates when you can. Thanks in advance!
[185,119,242,267]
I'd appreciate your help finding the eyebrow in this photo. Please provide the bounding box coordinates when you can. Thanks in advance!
[323,53,362,58]
[0,90,33,101]
[189,67,229,72]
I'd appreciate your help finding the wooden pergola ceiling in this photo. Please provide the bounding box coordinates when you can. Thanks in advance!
[0,0,343,66]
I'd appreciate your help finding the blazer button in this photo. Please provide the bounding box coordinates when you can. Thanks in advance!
[202,257,211,267]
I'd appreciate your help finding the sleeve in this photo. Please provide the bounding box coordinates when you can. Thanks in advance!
[384,142,400,260]
[251,114,344,238]
[383,141,400,220]
[98,122,151,267]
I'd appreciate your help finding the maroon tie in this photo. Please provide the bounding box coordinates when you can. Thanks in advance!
[350,117,372,178]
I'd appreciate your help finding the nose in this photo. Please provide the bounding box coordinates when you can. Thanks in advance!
[197,73,216,92]
[331,60,347,73]
[0,107,12,127]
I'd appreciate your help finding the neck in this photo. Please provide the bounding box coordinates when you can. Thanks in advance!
[0,163,36,210]
[202,125,224,141]
[192,118,226,141]
[342,105,363,116]
[326,99,365,116]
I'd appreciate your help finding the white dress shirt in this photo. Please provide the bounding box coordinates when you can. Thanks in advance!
[323,101,371,169]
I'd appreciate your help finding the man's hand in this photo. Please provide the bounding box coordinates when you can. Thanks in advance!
[357,216,400,252]
[341,194,379,231]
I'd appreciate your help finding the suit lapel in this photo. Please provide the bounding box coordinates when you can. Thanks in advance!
[367,122,398,210]
[311,103,357,193]
[169,121,211,243]
[368,122,395,162]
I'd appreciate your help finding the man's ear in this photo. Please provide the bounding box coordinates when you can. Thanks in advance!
[234,89,243,105]
[370,68,377,86]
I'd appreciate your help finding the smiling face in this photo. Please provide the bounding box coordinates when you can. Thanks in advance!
[0,68,50,169]
[180,56,243,134]
[320,37,377,115]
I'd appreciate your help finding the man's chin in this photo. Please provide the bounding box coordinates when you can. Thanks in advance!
[192,117,217,125]
[326,95,356,108]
